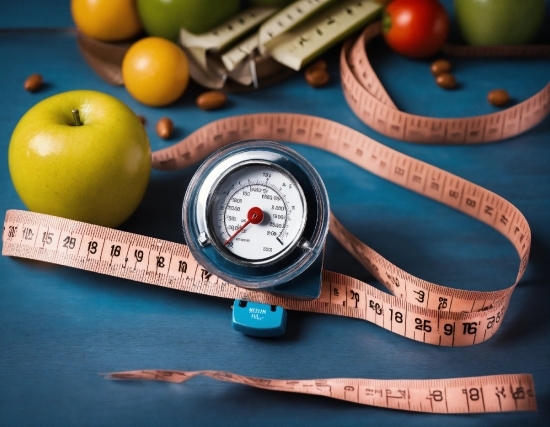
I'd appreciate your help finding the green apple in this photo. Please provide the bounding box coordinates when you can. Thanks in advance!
[454,0,545,45]
[137,0,241,41]
[9,90,151,228]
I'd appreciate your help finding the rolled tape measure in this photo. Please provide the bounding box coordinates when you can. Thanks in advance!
[341,22,550,144]
[3,20,548,414]
[181,14,549,140]
[180,0,384,90]
[180,6,278,70]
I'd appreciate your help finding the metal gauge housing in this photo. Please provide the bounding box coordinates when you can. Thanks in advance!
[182,140,330,289]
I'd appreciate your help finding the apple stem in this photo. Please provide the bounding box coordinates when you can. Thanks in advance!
[72,109,82,126]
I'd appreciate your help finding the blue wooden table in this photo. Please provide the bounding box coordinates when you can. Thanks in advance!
[1,1,549,426]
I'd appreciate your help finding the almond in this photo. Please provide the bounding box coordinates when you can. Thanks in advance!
[435,72,456,89]
[307,59,327,72]
[24,74,43,92]
[487,89,510,107]
[156,117,173,139]
[196,91,227,111]
[305,68,330,88]
[430,59,451,76]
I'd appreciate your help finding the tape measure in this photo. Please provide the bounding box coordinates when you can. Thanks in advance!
[258,0,336,55]
[105,370,536,414]
[179,6,278,70]
[342,22,550,144]
[264,0,383,70]
[179,15,549,142]
[147,111,530,349]
[180,0,384,90]
[1,110,535,411]
[3,14,548,414]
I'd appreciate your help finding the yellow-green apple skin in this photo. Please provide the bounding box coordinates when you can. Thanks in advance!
[8,90,151,228]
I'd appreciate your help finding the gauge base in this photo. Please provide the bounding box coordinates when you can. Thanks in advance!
[267,248,323,300]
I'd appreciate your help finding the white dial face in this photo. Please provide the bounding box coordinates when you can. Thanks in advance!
[209,163,307,264]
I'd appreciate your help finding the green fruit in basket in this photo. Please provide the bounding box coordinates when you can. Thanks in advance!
[137,0,241,41]
[454,0,545,45]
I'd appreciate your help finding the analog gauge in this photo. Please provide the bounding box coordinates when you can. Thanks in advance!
[183,140,329,289]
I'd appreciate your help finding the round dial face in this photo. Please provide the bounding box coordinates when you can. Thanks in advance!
[208,163,307,265]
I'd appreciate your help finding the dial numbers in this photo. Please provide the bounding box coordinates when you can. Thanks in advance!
[210,164,306,264]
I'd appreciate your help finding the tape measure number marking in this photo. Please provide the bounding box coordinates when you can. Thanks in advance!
[1,210,538,413]
[105,370,536,414]
[1,109,536,410]
[341,22,550,144]
[4,108,530,348]
[0,210,511,348]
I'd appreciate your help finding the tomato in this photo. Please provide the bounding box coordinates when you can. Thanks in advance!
[382,0,450,58]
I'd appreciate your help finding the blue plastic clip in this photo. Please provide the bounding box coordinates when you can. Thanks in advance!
[232,300,287,337]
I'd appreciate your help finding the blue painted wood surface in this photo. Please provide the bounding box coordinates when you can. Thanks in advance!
[1,1,549,426]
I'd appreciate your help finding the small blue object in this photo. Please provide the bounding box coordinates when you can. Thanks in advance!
[232,300,287,337]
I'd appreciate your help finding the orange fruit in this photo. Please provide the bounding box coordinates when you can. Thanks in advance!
[71,0,142,42]
[122,37,190,107]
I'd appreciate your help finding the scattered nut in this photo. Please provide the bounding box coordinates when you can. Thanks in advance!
[435,72,456,89]
[307,59,327,72]
[304,60,329,87]
[305,68,330,88]
[156,117,173,139]
[137,115,146,125]
[487,89,510,107]
[430,59,451,76]
[196,91,227,111]
[24,74,43,92]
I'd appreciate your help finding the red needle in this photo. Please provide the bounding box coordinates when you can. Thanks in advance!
[224,206,264,246]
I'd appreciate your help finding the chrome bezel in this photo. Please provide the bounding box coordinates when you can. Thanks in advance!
[201,159,308,267]
[182,140,330,289]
